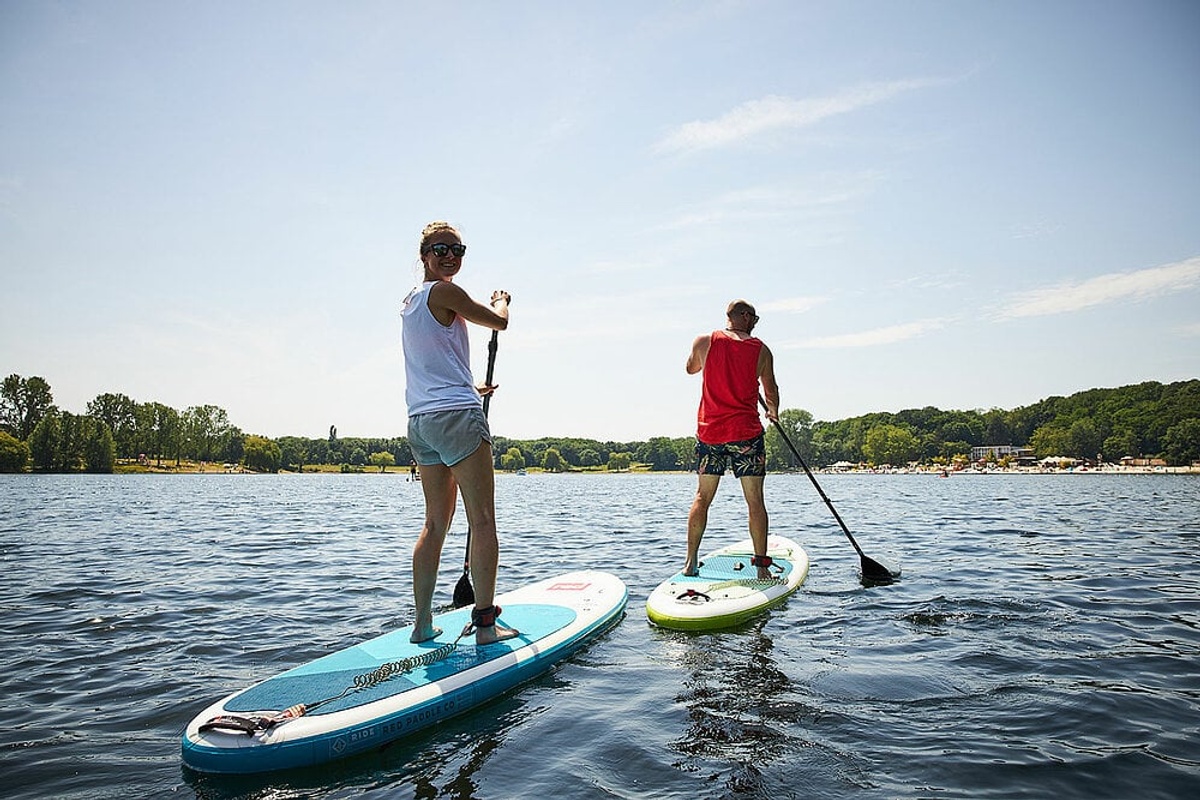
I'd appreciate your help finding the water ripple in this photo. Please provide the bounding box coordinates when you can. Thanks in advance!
[1,473,1198,798]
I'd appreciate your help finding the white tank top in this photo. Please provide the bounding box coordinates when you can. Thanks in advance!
[401,281,481,416]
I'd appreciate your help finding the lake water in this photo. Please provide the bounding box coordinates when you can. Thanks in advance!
[2,472,1198,799]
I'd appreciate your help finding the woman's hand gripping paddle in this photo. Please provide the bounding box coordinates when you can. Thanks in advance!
[761,397,900,584]
[452,330,500,608]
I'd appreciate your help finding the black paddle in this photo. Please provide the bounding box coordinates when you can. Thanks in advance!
[760,396,899,584]
[452,330,500,608]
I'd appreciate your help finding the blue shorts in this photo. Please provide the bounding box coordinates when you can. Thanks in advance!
[408,406,491,467]
[695,435,766,477]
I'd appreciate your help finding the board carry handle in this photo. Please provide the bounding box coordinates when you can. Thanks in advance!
[198,714,279,736]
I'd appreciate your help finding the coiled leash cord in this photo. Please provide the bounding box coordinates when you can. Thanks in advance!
[198,617,488,736]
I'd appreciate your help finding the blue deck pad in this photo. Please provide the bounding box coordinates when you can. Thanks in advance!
[226,604,576,716]
[683,553,795,582]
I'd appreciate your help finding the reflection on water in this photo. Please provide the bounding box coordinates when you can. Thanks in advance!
[666,620,807,795]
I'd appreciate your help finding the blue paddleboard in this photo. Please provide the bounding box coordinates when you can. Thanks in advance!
[181,570,627,773]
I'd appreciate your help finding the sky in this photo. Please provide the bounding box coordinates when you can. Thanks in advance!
[2,1,1198,443]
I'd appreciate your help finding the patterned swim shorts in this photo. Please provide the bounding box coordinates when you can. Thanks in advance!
[695,434,766,477]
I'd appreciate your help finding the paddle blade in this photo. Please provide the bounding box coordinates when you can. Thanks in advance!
[452,571,475,609]
[860,554,900,586]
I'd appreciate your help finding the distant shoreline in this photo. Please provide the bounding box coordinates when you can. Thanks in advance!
[78,460,1200,476]
[819,466,1200,476]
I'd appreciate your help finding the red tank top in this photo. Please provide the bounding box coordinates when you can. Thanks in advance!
[697,330,764,444]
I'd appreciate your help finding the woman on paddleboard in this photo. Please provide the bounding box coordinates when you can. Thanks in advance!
[400,221,519,645]
[684,299,781,581]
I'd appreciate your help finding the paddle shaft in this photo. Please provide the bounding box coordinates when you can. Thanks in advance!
[481,330,498,416]
[761,400,866,556]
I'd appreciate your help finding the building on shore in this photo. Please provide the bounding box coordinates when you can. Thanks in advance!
[970,445,1035,464]
[1118,456,1168,468]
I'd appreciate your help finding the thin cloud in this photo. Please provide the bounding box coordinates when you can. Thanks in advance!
[997,257,1200,319]
[785,318,947,349]
[1010,219,1064,240]
[655,78,945,154]
[658,175,880,231]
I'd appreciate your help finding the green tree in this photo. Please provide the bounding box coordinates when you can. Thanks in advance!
[87,392,139,458]
[0,430,30,472]
[308,438,331,465]
[936,412,985,447]
[383,437,413,469]
[1162,418,1200,466]
[542,448,565,472]
[223,431,246,466]
[183,405,235,462]
[1,374,55,439]
[637,437,682,471]
[243,435,282,472]
[673,438,695,470]
[368,450,396,472]
[941,440,970,461]
[1102,428,1140,460]
[607,451,632,471]
[278,436,310,472]
[766,408,814,469]
[28,412,62,471]
[862,424,919,466]
[25,410,111,472]
[811,425,850,466]
[1029,423,1072,458]
[813,418,866,464]
[500,447,526,471]
[137,402,181,465]
[578,448,601,468]
[81,417,115,473]
[1067,419,1103,461]
[982,408,1014,446]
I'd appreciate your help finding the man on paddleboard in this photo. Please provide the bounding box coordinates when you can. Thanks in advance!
[684,300,780,581]
[400,221,519,646]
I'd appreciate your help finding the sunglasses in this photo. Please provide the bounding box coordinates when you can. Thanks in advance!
[422,242,467,258]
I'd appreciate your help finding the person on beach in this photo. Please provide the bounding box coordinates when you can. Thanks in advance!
[684,299,781,580]
[400,220,518,645]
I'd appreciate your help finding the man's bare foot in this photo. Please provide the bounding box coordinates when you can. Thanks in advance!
[475,623,520,646]
[410,625,442,644]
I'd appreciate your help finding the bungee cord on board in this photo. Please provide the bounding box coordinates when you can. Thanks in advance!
[675,576,785,602]
[197,621,479,737]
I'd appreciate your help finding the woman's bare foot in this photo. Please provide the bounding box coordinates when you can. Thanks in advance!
[410,625,443,644]
[475,622,520,646]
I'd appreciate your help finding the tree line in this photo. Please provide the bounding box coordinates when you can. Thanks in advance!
[1,373,1197,474]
